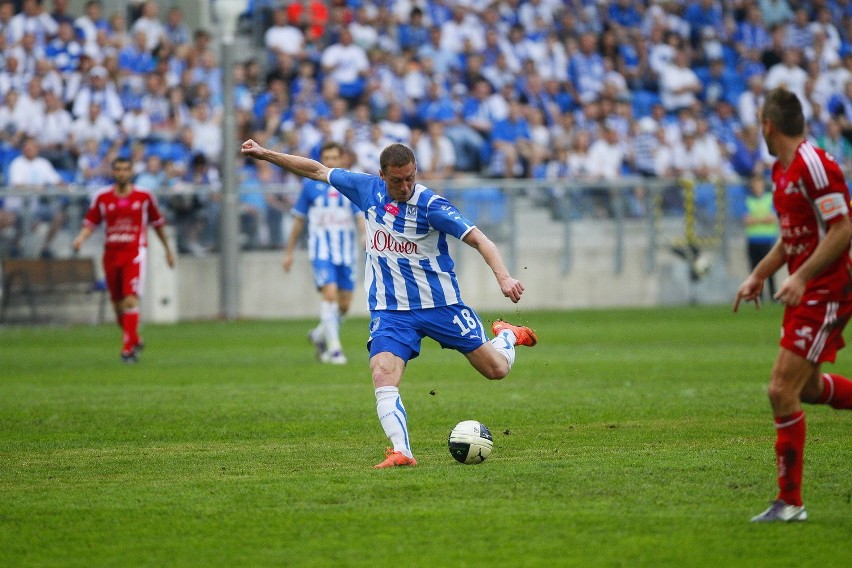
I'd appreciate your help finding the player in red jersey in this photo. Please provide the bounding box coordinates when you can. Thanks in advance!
[72,157,175,363]
[734,88,852,522]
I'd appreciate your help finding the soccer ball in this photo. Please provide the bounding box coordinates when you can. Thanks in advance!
[448,420,493,464]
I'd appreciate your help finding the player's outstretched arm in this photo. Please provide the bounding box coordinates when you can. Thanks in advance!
[462,227,525,303]
[241,139,330,183]
[71,226,93,253]
[153,225,175,268]
[733,238,785,312]
[282,216,306,272]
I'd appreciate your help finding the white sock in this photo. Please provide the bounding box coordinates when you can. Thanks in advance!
[491,330,516,369]
[320,300,341,353]
[375,386,412,457]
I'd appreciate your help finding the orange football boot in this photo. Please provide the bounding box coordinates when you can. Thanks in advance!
[492,319,538,347]
[373,448,417,468]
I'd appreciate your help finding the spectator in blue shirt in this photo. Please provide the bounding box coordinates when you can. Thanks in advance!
[252,77,289,129]
[570,32,606,104]
[607,0,642,30]
[414,81,456,129]
[488,99,533,178]
[45,20,82,74]
[729,125,766,178]
[237,161,269,250]
[424,0,453,27]
[684,0,726,47]
[519,70,560,127]
[163,6,190,47]
[759,0,794,29]
[134,153,166,191]
[118,30,156,90]
[733,5,772,55]
[74,0,110,48]
[398,6,428,52]
[51,0,74,26]
[707,100,741,156]
[784,7,813,50]
[697,58,740,106]
[417,26,459,77]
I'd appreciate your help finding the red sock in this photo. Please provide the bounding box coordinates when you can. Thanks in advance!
[116,312,124,328]
[122,308,139,354]
[774,411,805,507]
[819,373,852,409]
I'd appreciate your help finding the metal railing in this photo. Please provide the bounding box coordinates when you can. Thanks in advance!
[0,176,747,276]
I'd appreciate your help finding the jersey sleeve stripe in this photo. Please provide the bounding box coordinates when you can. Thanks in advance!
[800,142,829,189]
[801,144,828,188]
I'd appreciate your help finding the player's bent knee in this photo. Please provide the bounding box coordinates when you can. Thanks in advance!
[799,380,824,404]
[478,360,509,381]
[465,345,510,380]
[767,381,799,409]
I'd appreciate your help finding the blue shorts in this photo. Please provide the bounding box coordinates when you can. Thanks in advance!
[368,303,489,362]
[312,259,355,291]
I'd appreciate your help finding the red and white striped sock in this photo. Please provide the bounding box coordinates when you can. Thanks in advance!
[819,373,852,409]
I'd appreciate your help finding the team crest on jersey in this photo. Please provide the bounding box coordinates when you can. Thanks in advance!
[405,204,417,219]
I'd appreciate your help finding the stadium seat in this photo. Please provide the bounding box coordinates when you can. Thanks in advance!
[57,169,77,184]
[727,183,749,220]
[631,90,661,118]
[0,146,21,183]
[458,187,506,230]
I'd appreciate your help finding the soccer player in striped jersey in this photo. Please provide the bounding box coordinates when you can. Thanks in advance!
[242,138,537,468]
[283,141,365,365]
[72,157,175,363]
[734,88,852,522]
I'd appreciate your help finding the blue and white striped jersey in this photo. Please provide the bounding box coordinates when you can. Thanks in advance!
[328,168,476,311]
[292,178,361,266]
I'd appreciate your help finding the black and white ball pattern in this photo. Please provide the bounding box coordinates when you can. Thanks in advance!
[448,420,493,464]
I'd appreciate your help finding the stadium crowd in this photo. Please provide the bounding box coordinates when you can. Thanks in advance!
[2,0,852,257]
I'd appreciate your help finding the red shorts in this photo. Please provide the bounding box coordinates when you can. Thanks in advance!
[103,250,145,303]
[781,300,852,364]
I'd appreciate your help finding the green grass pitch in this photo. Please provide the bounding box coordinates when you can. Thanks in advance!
[2,306,851,567]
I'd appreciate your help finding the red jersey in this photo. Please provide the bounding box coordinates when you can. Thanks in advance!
[83,185,166,257]
[771,140,852,301]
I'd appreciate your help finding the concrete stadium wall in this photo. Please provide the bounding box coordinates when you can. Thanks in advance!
[156,217,755,323]
[0,206,757,325]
